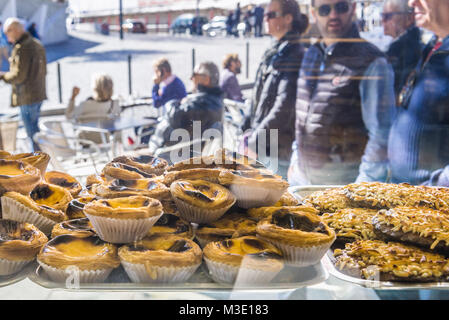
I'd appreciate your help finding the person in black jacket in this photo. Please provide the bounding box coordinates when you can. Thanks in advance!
[148,61,223,158]
[241,0,308,178]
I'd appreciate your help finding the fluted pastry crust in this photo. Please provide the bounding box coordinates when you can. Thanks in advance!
[163,168,223,186]
[147,213,193,239]
[45,171,82,197]
[38,234,120,270]
[218,169,289,190]
[166,155,216,172]
[66,195,97,220]
[112,155,168,176]
[0,159,41,195]
[248,205,319,222]
[256,208,335,247]
[83,196,163,219]
[170,179,236,210]
[102,162,157,181]
[118,234,202,267]
[6,152,50,176]
[0,219,48,261]
[203,235,284,271]
[196,212,257,242]
[51,218,96,238]
[91,177,171,200]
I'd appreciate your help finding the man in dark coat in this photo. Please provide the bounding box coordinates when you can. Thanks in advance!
[253,5,265,37]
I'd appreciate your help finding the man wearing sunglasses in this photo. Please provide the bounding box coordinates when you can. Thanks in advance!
[289,0,396,185]
[382,0,422,101]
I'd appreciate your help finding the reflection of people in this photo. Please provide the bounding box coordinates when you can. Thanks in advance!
[0,18,47,152]
[387,0,449,187]
[66,74,121,144]
[253,5,265,37]
[220,53,243,102]
[242,0,308,178]
[148,61,224,153]
[27,22,40,39]
[382,0,422,101]
[0,21,9,71]
[152,58,187,110]
[289,0,396,185]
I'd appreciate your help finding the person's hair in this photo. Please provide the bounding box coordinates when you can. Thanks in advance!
[222,53,239,70]
[384,0,413,13]
[153,58,172,74]
[311,0,353,7]
[194,61,220,87]
[92,74,114,101]
[3,17,24,33]
[272,0,309,35]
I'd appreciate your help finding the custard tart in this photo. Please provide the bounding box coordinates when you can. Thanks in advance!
[195,212,257,248]
[2,186,70,235]
[147,213,193,239]
[83,196,163,243]
[163,168,224,186]
[247,205,319,222]
[7,152,50,176]
[118,234,202,283]
[66,195,96,220]
[45,171,82,197]
[203,235,284,284]
[333,240,449,282]
[85,174,106,193]
[91,177,171,200]
[170,179,236,224]
[166,155,216,172]
[37,234,120,283]
[213,148,270,172]
[256,208,335,266]
[112,155,168,176]
[0,219,48,275]
[51,218,96,238]
[218,169,289,209]
[0,159,41,195]
[102,161,157,181]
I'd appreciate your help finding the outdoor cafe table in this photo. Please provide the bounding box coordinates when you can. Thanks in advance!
[70,117,157,157]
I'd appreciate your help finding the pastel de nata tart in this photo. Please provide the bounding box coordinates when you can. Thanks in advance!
[0,151,11,159]
[334,240,449,282]
[247,205,319,222]
[66,195,97,220]
[0,159,41,195]
[203,236,284,284]
[166,155,216,172]
[83,196,163,243]
[118,234,202,283]
[195,212,257,248]
[322,208,379,245]
[102,161,157,181]
[0,219,48,275]
[163,168,224,186]
[112,155,168,176]
[213,148,271,172]
[7,152,50,176]
[170,179,236,224]
[302,187,351,214]
[218,170,289,209]
[85,174,106,193]
[372,206,449,253]
[147,213,194,239]
[256,208,335,266]
[37,234,120,283]
[91,177,171,200]
[2,185,70,235]
[45,171,82,198]
[51,218,96,238]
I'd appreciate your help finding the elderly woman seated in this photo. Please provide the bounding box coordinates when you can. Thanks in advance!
[65,74,121,144]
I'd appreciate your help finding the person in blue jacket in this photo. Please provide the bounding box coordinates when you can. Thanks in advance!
[152,58,187,111]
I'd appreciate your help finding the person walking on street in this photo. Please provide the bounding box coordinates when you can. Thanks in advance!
[254,5,265,37]
[0,18,47,152]
[289,0,396,185]
[386,0,449,187]
[232,3,241,37]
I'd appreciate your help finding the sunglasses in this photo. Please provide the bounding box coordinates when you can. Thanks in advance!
[264,11,284,20]
[381,11,410,21]
[316,1,350,17]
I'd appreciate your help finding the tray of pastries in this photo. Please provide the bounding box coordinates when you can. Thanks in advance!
[0,149,332,291]
[292,183,449,289]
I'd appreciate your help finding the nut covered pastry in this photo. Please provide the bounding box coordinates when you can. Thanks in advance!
[45,171,82,198]
[0,159,41,195]
[302,187,351,214]
[333,240,449,282]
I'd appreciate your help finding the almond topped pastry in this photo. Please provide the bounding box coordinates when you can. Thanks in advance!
[372,206,449,253]
[0,219,48,275]
[203,235,284,284]
[45,171,82,198]
[37,234,120,283]
[0,159,41,195]
[112,155,168,176]
[333,240,449,282]
[91,177,171,200]
[170,179,236,224]
[302,187,351,214]
[118,234,202,283]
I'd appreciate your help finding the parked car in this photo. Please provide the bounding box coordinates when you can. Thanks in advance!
[202,15,227,37]
[170,14,208,35]
[122,19,147,33]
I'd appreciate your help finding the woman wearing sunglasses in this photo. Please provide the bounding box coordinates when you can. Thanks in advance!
[241,0,308,178]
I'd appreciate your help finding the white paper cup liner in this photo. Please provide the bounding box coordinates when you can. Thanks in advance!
[260,237,333,267]
[37,260,113,284]
[229,184,285,209]
[1,196,57,235]
[173,197,235,224]
[120,260,200,283]
[84,213,162,244]
[0,257,33,276]
[204,257,239,284]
